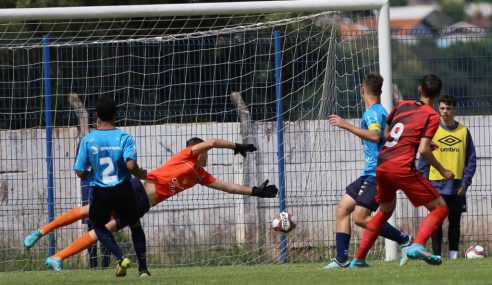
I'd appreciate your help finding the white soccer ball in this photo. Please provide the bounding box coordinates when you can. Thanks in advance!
[465,245,487,259]
[271,211,296,234]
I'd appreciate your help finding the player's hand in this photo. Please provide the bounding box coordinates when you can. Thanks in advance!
[430,141,439,151]
[440,169,455,180]
[456,186,466,196]
[234,143,257,157]
[328,114,349,129]
[138,168,148,180]
[251,180,278,198]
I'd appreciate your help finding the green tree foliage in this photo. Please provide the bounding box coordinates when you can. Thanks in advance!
[438,0,465,21]
[390,0,407,6]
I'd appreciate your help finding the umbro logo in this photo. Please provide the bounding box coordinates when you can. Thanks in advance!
[438,135,461,147]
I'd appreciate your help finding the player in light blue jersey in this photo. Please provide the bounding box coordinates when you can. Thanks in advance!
[61,95,146,277]
[323,73,412,269]
[74,128,137,187]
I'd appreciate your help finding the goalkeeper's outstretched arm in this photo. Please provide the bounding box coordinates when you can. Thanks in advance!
[191,138,257,157]
[206,179,278,198]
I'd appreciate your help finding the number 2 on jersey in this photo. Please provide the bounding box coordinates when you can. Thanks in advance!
[384,122,404,147]
[100,157,117,184]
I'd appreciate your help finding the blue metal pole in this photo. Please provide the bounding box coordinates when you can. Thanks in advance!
[43,36,55,256]
[273,30,287,263]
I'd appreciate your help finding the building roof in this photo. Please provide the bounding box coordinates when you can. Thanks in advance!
[389,4,453,30]
[442,21,486,35]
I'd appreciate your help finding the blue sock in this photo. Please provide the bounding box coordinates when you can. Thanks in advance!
[380,223,409,245]
[335,232,351,263]
[94,226,124,260]
[131,226,147,271]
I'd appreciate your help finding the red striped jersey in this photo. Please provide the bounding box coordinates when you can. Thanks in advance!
[377,100,439,171]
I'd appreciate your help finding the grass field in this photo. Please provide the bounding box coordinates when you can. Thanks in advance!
[1,258,491,285]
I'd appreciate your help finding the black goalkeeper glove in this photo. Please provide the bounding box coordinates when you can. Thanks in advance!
[233,143,257,157]
[251,180,278,198]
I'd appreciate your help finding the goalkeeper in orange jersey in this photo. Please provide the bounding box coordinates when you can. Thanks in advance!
[24,137,278,276]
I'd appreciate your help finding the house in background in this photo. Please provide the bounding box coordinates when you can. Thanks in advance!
[389,5,454,35]
[355,5,454,44]
[437,21,487,48]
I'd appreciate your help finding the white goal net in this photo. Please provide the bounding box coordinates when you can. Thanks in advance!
[0,1,394,271]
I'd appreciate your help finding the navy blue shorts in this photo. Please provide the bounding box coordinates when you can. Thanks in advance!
[345,175,378,212]
[89,179,139,228]
[114,177,151,230]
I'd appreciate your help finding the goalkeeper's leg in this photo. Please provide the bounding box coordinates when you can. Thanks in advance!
[24,206,89,249]
[46,219,118,269]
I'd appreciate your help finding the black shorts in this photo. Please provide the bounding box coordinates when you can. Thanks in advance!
[442,194,467,213]
[89,179,139,228]
[345,175,378,212]
[114,177,151,230]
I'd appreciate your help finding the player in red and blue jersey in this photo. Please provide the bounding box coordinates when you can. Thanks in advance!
[350,74,455,268]
[324,73,412,269]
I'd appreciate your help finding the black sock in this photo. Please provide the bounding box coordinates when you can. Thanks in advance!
[131,226,147,271]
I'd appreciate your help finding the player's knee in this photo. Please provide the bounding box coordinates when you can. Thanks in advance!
[335,204,352,219]
[440,205,449,216]
[353,214,370,228]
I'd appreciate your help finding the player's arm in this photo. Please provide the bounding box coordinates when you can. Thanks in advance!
[191,139,257,157]
[418,137,454,180]
[206,179,278,198]
[328,114,381,143]
[74,139,91,178]
[122,135,147,179]
[458,129,477,195]
[416,155,430,179]
[126,159,147,180]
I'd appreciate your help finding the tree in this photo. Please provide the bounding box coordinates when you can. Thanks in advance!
[438,0,465,21]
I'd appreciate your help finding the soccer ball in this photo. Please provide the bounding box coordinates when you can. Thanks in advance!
[271,211,296,234]
[465,245,487,259]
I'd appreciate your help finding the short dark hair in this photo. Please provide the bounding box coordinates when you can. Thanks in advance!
[420,74,442,99]
[96,95,117,122]
[363,73,383,96]
[186,137,204,147]
[439,94,457,108]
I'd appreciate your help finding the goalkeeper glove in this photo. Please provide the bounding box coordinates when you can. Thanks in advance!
[233,143,257,157]
[251,180,278,198]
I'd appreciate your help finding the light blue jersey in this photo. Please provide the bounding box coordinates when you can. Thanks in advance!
[74,129,137,187]
[361,102,387,177]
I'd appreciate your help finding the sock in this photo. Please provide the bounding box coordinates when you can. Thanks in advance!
[335,232,351,263]
[131,226,147,271]
[355,210,392,260]
[448,250,458,259]
[39,207,84,235]
[53,232,96,260]
[379,223,409,245]
[94,226,124,260]
[414,205,448,246]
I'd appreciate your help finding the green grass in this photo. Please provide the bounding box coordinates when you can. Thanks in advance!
[1,258,491,285]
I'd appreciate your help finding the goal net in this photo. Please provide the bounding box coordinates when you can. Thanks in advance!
[0,1,393,271]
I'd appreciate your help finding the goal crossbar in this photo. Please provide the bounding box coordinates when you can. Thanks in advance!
[0,0,388,20]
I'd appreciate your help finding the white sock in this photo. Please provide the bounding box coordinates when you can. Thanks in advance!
[449,250,458,259]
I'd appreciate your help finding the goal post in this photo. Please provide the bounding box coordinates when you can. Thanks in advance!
[0,0,398,271]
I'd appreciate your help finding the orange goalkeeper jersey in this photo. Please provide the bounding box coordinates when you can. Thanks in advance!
[147,146,217,204]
